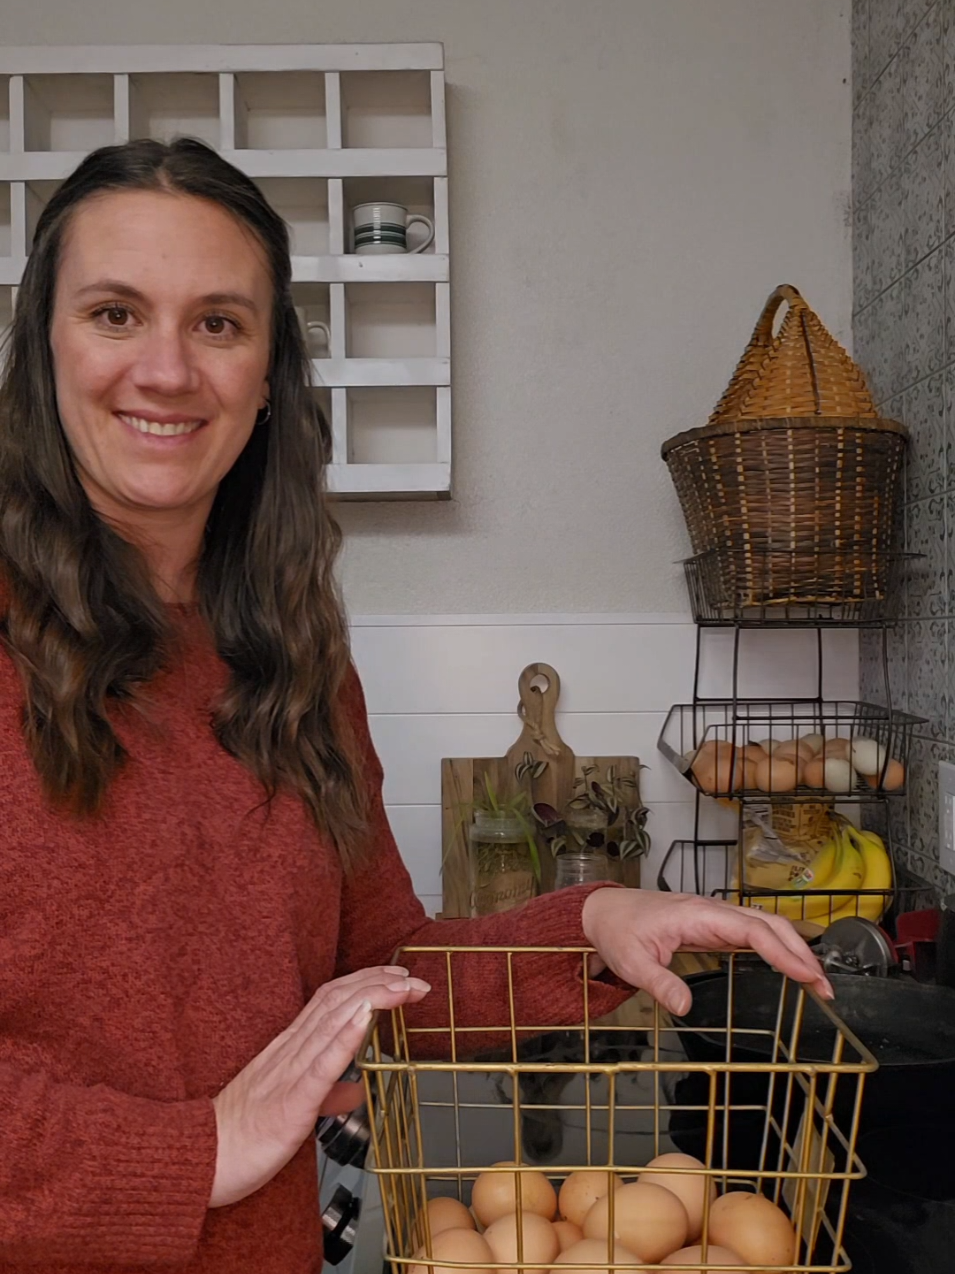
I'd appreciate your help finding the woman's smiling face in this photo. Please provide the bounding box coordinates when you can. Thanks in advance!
[49,188,273,530]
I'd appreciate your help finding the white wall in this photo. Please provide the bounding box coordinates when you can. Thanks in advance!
[354,616,859,915]
[3,0,853,615]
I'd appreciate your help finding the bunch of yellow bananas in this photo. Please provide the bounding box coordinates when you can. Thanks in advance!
[739,822,893,924]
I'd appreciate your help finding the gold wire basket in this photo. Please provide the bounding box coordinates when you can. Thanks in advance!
[359,945,876,1274]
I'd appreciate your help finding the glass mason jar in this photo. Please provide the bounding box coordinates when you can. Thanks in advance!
[468,810,537,917]
[564,806,610,846]
[554,849,610,891]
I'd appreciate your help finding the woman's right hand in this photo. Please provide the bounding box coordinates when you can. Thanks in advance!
[209,965,430,1208]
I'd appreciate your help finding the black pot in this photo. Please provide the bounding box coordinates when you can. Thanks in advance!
[842,1123,955,1274]
[676,969,955,1130]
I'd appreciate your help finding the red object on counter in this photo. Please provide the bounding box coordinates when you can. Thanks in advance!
[894,908,940,981]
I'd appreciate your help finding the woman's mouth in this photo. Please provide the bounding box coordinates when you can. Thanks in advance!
[117,413,206,437]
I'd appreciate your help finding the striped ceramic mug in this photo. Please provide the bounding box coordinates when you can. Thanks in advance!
[352,202,435,255]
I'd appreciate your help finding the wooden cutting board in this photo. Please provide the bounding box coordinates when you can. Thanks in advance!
[440,662,645,916]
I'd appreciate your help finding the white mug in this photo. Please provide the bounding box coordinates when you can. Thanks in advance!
[352,202,435,255]
[294,309,330,358]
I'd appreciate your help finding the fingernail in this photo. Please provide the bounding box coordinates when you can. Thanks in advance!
[384,966,409,975]
[352,999,373,1026]
[388,978,431,993]
[821,979,836,1001]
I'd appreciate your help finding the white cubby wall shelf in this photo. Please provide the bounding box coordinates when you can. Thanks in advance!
[0,45,452,500]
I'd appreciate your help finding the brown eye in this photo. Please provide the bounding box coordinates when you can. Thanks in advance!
[203,314,237,337]
[105,306,128,326]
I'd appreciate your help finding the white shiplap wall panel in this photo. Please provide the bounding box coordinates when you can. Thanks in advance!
[368,712,692,807]
[350,621,700,715]
[353,615,860,917]
[353,621,860,717]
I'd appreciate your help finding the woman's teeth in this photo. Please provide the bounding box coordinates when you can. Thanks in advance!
[120,414,204,437]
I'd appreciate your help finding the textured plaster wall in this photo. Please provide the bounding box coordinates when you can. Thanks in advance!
[853,0,955,890]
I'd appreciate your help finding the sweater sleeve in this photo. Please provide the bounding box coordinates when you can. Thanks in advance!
[335,667,634,1046]
[0,1068,217,1265]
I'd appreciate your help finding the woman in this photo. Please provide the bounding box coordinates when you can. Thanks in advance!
[0,138,829,1272]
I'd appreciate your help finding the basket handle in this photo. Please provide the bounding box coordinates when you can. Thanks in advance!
[708,284,807,426]
[750,284,807,343]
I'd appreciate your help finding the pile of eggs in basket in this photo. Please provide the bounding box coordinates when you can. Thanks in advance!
[687,734,904,796]
[411,1154,798,1274]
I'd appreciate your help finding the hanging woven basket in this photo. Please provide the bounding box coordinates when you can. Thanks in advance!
[662,285,908,610]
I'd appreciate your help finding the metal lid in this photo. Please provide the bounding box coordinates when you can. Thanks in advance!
[817,916,896,977]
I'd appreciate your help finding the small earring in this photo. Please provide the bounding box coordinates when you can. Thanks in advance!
[257,402,271,424]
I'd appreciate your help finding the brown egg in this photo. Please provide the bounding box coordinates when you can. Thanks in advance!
[662,1244,747,1272]
[773,739,815,765]
[558,1171,621,1228]
[471,1162,557,1227]
[754,754,798,794]
[741,743,767,763]
[424,1197,476,1237]
[484,1212,560,1270]
[583,1182,688,1264]
[707,1192,797,1267]
[638,1154,716,1242]
[734,758,757,792]
[799,733,826,756]
[864,758,905,791]
[802,757,826,789]
[692,743,736,796]
[821,737,852,760]
[409,1228,494,1274]
[552,1221,584,1253]
[551,1238,645,1274]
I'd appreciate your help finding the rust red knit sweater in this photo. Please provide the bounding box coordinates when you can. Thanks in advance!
[0,611,628,1273]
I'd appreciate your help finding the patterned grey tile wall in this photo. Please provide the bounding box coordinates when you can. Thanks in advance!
[854,0,955,890]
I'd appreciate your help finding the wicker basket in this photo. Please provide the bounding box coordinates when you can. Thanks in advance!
[662,285,908,609]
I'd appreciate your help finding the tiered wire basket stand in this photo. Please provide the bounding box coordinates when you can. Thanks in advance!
[657,550,934,927]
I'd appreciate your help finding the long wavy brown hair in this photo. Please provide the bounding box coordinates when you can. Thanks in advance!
[0,137,370,868]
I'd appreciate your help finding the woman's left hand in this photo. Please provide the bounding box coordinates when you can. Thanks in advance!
[581,887,834,1015]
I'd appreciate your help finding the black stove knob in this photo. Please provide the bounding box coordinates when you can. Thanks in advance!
[322,1184,361,1266]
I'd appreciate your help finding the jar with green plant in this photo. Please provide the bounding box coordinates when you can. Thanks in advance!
[533,764,650,889]
[464,774,542,917]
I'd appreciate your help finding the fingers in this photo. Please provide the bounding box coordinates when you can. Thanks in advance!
[296,997,377,1098]
[291,978,429,1076]
[753,911,833,993]
[735,913,834,999]
[294,966,429,1035]
[625,956,692,1017]
[667,895,834,1000]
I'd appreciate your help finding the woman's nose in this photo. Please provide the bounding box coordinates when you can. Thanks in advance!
[130,325,202,397]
